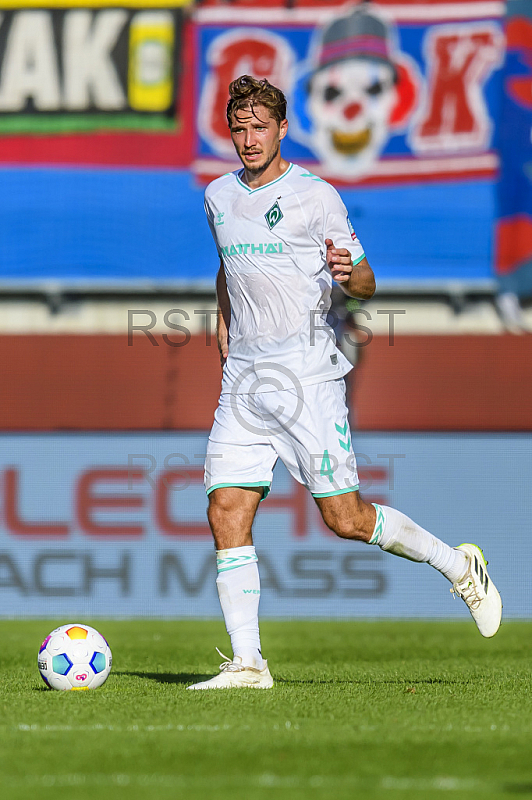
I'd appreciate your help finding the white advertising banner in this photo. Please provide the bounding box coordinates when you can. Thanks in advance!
[0,433,530,618]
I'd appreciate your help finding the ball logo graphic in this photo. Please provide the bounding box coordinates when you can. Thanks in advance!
[37,623,112,691]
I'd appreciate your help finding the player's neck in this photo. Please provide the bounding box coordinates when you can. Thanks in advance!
[241,155,290,190]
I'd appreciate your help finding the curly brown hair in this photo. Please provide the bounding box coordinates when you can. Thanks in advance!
[226,75,287,127]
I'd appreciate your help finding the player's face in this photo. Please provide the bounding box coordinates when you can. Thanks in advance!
[230,104,288,175]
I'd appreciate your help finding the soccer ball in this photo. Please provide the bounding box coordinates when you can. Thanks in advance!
[38,624,112,691]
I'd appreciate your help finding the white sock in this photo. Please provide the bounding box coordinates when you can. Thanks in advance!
[216,546,263,668]
[370,504,467,583]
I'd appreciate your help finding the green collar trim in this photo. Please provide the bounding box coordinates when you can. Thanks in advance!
[236,163,293,194]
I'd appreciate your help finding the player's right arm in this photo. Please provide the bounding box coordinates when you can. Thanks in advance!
[216,259,230,367]
[204,182,231,368]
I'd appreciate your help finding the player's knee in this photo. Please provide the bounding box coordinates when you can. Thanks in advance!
[208,490,234,516]
[207,495,237,531]
[207,488,257,535]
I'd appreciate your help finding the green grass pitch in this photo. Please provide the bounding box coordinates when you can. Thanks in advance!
[0,619,531,800]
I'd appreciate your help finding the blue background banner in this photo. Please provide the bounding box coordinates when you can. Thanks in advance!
[0,169,495,285]
[0,2,507,287]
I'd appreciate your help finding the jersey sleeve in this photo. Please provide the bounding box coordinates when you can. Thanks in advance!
[318,183,365,266]
[204,189,222,257]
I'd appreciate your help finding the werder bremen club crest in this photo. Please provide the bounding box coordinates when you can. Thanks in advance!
[265,202,283,230]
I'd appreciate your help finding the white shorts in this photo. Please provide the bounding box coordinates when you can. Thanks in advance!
[205,378,359,498]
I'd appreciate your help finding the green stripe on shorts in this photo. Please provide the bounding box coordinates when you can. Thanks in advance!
[206,482,271,501]
[312,485,359,498]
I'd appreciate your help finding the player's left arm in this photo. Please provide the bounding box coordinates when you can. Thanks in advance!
[326,239,376,300]
[319,184,376,299]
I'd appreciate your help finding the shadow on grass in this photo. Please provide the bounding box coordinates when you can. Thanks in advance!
[115,671,212,686]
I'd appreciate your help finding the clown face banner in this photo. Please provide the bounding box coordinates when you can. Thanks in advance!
[195,1,504,185]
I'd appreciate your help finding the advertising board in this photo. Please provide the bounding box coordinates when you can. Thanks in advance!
[0,0,194,166]
[1,432,530,619]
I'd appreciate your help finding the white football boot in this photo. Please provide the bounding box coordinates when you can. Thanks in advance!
[451,543,502,637]
[186,649,274,690]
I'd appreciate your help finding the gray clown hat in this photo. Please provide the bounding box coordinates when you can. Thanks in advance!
[314,4,398,80]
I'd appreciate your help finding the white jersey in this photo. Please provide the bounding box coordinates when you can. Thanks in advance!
[204,162,366,394]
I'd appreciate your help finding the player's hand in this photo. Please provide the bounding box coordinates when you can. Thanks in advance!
[325,238,353,283]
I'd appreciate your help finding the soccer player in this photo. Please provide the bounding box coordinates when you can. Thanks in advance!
[187,76,502,690]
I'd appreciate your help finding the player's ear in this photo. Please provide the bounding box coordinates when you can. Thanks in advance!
[279,118,288,140]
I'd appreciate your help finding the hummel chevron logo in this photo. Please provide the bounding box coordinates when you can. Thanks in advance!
[370,505,385,545]
[217,554,258,572]
[301,171,325,182]
[335,421,351,451]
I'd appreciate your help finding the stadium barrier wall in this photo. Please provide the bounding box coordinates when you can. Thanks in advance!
[0,333,531,431]
[0,432,530,619]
